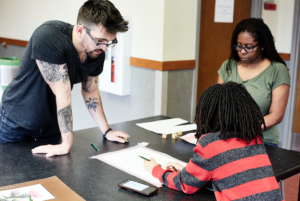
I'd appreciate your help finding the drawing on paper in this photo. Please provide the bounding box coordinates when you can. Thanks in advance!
[90,144,187,187]
[0,184,55,201]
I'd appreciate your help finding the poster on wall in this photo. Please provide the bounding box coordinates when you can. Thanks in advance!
[214,0,235,23]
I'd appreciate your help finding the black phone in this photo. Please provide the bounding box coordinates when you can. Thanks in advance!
[118,180,159,196]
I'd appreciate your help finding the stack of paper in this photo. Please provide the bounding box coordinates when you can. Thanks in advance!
[136,118,196,134]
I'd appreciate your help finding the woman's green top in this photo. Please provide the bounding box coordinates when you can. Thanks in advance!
[218,59,290,145]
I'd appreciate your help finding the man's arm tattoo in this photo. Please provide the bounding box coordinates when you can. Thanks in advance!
[86,98,99,112]
[57,104,73,134]
[82,76,93,92]
[39,61,69,83]
[62,64,70,83]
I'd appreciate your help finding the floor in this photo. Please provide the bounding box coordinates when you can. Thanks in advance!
[281,133,300,201]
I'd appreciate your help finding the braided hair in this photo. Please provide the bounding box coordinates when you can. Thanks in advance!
[194,82,265,144]
[226,18,286,73]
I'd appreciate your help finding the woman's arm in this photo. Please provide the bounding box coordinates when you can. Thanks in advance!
[263,84,290,130]
[217,75,224,84]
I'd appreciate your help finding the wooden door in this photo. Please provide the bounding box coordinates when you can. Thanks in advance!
[293,59,300,134]
[196,0,252,102]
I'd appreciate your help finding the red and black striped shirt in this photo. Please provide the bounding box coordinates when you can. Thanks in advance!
[152,132,283,201]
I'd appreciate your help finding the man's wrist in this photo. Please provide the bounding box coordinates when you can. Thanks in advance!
[103,128,112,139]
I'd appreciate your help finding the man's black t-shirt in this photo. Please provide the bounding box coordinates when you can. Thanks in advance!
[2,20,105,130]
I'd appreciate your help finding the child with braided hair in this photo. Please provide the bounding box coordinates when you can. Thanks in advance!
[144,82,283,201]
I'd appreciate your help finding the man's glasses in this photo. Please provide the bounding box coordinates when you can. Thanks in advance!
[83,25,118,48]
[233,43,259,53]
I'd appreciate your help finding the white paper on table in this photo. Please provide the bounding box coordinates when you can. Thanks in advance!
[90,143,188,187]
[181,133,198,145]
[153,124,197,134]
[0,184,55,201]
[214,0,234,23]
[136,118,188,132]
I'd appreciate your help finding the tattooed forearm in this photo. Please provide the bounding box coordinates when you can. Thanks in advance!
[57,104,73,134]
[38,61,69,83]
[86,98,99,112]
[62,64,70,83]
[82,76,93,92]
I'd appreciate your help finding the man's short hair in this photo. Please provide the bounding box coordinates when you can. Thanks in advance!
[77,0,129,34]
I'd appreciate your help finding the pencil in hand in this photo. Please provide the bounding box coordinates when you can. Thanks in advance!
[139,155,161,166]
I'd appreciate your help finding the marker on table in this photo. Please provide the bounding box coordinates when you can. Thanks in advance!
[91,143,99,152]
[139,155,161,166]
[29,195,33,201]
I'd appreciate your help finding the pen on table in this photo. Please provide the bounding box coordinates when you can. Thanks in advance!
[138,155,161,166]
[123,137,128,142]
[91,143,99,151]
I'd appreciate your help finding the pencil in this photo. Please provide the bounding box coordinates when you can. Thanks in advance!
[91,143,99,151]
[139,155,161,166]
[139,155,150,161]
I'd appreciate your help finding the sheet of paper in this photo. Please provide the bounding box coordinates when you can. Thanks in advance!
[0,184,55,201]
[153,124,197,134]
[181,133,197,145]
[136,118,188,132]
[0,176,85,201]
[90,144,188,187]
[214,0,234,23]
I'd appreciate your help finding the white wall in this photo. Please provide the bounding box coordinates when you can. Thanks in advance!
[0,0,197,62]
[110,0,165,61]
[262,0,295,53]
[163,0,197,61]
[0,0,84,40]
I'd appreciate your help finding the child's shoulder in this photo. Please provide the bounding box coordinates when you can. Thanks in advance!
[198,131,223,148]
[199,131,262,147]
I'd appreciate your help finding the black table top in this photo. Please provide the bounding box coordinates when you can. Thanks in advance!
[0,115,300,201]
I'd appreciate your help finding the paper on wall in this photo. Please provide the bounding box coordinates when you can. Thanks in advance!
[214,0,235,23]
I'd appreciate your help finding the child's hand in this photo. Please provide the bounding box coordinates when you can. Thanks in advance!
[166,162,184,172]
[144,158,159,173]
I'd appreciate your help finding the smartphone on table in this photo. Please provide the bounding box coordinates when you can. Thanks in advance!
[118,180,159,196]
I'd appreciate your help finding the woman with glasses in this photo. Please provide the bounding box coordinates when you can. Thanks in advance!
[217,18,290,147]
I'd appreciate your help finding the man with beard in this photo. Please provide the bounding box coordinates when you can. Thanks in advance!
[0,0,130,157]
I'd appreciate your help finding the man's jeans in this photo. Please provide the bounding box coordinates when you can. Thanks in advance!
[0,105,60,143]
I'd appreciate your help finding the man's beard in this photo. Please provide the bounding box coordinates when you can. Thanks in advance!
[85,49,104,59]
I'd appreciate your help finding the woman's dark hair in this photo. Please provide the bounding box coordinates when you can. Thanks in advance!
[77,0,129,34]
[194,82,265,144]
[226,18,286,73]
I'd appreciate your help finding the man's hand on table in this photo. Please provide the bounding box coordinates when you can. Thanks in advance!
[32,143,71,157]
[105,130,130,143]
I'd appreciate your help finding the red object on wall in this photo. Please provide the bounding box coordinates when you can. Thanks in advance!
[111,58,115,83]
[264,3,277,10]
